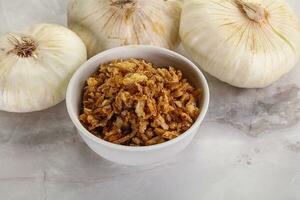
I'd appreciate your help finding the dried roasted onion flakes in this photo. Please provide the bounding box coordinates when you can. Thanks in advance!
[79,59,202,146]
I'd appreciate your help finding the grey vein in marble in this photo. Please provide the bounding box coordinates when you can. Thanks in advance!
[206,74,300,136]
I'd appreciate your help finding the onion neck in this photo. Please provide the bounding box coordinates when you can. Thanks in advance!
[236,0,268,23]
[110,0,137,21]
[7,35,37,58]
[110,0,136,8]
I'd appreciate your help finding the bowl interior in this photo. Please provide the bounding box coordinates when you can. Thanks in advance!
[67,45,209,149]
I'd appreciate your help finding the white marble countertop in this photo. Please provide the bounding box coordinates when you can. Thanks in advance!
[0,0,300,199]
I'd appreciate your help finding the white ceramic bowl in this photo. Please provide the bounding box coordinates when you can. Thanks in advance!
[66,45,210,166]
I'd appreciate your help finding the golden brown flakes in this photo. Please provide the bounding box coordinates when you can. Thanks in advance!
[145,128,154,138]
[153,115,169,130]
[123,73,148,85]
[140,132,149,142]
[138,120,148,134]
[113,131,137,144]
[174,101,183,108]
[107,133,122,142]
[154,127,165,135]
[169,122,177,130]
[135,100,146,118]
[79,59,202,146]
[162,131,179,140]
[87,77,98,86]
[114,60,137,71]
[146,136,163,146]
[132,137,142,145]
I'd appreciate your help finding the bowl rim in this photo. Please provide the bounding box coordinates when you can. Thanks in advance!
[66,45,210,152]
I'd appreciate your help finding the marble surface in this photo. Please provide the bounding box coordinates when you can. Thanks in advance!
[0,0,300,199]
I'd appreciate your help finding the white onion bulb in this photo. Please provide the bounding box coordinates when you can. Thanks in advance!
[68,0,182,57]
[180,0,300,88]
[0,24,87,112]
